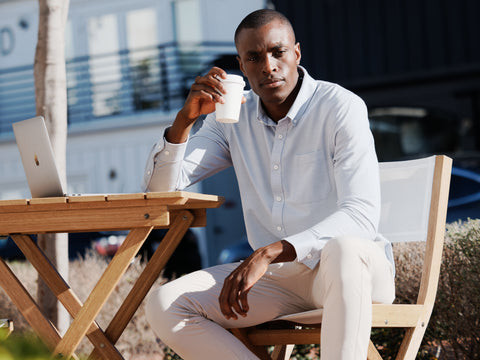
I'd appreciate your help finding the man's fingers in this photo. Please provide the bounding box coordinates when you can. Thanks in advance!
[195,71,226,95]
[219,277,237,320]
[220,299,236,320]
[238,288,249,315]
[209,67,228,80]
[228,285,245,318]
[191,84,225,104]
[207,73,226,95]
[219,259,263,321]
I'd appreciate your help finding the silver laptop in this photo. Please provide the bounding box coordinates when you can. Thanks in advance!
[12,116,66,198]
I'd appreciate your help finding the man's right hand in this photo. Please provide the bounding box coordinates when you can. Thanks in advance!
[181,67,228,122]
[166,67,228,144]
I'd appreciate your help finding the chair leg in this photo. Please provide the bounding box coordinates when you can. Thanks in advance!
[395,325,427,360]
[271,344,294,360]
[367,340,383,360]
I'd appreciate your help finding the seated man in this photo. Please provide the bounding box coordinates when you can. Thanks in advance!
[143,9,395,360]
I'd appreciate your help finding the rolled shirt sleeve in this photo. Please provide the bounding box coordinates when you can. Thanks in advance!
[142,131,189,192]
[142,117,233,193]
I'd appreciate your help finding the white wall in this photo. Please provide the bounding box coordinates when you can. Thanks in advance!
[0,138,29,199]
[0,0,38,69]
[67,121,166,194]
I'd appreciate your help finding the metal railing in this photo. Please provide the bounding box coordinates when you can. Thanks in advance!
[0,41,236,135]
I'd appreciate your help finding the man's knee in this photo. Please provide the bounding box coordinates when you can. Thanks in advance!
[321,236,368,266]
[318,236,375,287]
[314,237,374,305]
[145,284,181,339]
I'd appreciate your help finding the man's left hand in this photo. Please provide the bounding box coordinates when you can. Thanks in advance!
[218,240,297,320]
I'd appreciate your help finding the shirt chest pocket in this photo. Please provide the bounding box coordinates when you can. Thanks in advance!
[287,151,332,204]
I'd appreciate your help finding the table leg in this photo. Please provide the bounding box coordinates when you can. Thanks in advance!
[10,235,124,359]
[53,226,153,359]
[88,210,195,360]
[0,258,62,351]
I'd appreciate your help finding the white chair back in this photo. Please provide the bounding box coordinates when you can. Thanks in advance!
[378,156,436,243]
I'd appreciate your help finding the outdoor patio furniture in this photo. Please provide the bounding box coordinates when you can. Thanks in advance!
[0,191,223,359]
[230,155,452,360]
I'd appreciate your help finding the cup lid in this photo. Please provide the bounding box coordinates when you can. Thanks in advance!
[223,74,245,87]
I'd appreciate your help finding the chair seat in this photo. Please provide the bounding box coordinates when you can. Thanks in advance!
[268,303,424,328]
[242,304,425,350]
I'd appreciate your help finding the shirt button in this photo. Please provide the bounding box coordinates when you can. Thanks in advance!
[164,150,170,155]
[306,254,312,259]
[147,170,151,175]
[278,134,283,139]
[276,196,282,202]
[273,164,279,170]
[276,226,282,231]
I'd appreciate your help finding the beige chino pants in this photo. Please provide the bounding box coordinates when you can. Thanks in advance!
[146,236,395,359]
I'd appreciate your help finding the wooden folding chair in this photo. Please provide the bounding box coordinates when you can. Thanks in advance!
[230,155,452,360]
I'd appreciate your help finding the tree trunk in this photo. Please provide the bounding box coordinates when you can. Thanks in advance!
[34,0,70,335]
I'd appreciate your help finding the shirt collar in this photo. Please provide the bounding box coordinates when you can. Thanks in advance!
[256,98,277,126]
[255,66,318,127]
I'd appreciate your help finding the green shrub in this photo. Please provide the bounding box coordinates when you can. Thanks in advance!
[430,219,480,359]
[372,219,480,359]
[0,332,51,360]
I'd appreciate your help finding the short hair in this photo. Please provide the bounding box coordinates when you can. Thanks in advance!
[234,9,295,45]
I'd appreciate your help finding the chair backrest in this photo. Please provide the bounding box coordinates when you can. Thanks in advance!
[378,156,436,243]
[379,155,452,305]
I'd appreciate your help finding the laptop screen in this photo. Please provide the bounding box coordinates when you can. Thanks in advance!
[12,116,65,198]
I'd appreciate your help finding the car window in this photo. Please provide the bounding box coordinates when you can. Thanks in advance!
[369,107,459,162]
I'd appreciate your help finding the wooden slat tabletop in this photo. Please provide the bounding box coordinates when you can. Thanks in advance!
[0,192,223,235]
[0,191,224,212]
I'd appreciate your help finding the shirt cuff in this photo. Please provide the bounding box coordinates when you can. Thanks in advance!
[155,135,188,163]
[142,129,188,191]
[284,230,330,269]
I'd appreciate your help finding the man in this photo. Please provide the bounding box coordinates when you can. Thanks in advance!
[143,9,395,360]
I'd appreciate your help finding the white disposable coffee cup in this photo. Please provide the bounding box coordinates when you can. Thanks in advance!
[215,74,245,123]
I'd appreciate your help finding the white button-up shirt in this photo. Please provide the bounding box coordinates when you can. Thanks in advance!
[143,67,386,269]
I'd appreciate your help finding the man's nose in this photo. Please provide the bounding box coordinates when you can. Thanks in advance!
[262,55,277,74]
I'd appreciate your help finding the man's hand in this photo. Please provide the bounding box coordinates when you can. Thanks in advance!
[167,67,247,144]
[180,67,228,123]
[218,240,296,320]
[167,67,227,144]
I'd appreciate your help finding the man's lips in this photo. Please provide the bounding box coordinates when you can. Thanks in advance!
[261,78,284,88]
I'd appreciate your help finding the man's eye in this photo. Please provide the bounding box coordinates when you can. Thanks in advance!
[275,50,286,57]
[247,56,258,62]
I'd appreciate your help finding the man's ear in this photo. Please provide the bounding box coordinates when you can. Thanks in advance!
[237,55,246,76]
[295,42,301,65]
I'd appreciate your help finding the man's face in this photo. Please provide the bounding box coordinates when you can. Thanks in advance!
[236,20,301,111]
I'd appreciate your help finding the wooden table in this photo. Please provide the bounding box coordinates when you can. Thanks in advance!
[0,191,223,359]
